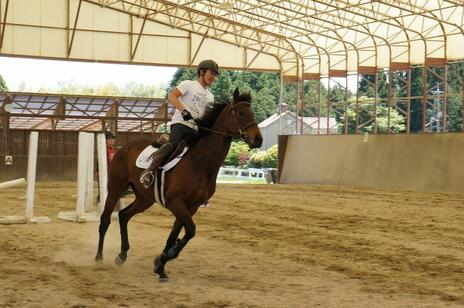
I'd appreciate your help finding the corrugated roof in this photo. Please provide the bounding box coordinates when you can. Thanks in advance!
[1,0,463,80]
[259,111,337,129]
[0,92,172,131]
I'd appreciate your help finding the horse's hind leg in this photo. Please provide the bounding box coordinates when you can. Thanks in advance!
[115,192,152,265]
[95,182,127,262]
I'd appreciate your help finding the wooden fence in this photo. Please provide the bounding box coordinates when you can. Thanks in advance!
[0,130,158,181]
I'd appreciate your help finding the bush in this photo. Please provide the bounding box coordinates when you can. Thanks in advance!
[224,141,250,167]
[262,144,278,168]
[248,150,266,168]
[248,144,278,168]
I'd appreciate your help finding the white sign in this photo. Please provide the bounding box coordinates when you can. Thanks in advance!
[5,155,13,165]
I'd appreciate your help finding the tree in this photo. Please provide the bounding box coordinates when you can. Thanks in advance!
[341,96,406,133]
[262,144,278,168]
[210,70,233,102]
[122,82,167,97]
[167,68,197,97]
[223,141,250,167]
[248,150,266,168]
[0,75,8,91]
[445,63,464,132]
[253,87,277,123]
[248,145,278,168]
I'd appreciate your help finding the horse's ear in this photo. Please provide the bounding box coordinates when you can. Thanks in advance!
[233,87,240,103]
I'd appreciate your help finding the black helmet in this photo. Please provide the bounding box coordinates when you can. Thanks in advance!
[197,59,220,76]
[105,131,115,139]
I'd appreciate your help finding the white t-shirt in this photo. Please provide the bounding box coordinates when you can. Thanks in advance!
[170,80,215,130]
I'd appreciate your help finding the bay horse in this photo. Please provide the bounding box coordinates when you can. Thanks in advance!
[95,88,263,281]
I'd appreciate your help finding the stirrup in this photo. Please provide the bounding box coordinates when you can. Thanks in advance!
[199,201,209,208]
[140,170,154,188]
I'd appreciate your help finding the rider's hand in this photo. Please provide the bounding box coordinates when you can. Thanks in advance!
[181,109,193,121]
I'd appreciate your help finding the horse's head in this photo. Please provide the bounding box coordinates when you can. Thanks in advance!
[229,88,263,149]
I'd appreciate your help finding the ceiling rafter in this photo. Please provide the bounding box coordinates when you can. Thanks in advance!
[318,0,422,64]
[208,0,354,62]
[2,0,464,79]
[255,0,387,67]
[85,0,296,66]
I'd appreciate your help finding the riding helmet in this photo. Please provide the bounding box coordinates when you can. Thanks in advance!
[197,59,220,75]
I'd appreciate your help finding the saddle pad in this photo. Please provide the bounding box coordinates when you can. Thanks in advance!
[135,146,157,169]
[135,145,189,172]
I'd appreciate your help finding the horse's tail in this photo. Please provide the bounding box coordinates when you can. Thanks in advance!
[103,139,152,215]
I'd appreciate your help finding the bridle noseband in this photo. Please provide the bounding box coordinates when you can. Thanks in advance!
[196,101,257,141]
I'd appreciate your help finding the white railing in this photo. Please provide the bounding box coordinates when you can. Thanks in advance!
[218,167,265,179]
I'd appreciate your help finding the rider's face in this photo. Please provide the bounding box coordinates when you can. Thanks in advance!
[203,69,218,86]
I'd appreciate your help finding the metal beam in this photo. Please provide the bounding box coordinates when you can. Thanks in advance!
[130,13,148,60]
[0,0,9,50]
[68,0,83,57]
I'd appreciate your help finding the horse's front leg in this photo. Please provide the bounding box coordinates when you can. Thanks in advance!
[154,211,196,282]
[154,218,183,281]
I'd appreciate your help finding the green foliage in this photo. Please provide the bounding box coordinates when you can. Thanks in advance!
[340,96,406,133]
[224,141,250,167]
[248,144,278,168]
[34,80,167,97]
[262,144,278,168]
[248,150,266,168]
[0,75,8,91]
[210,70,233,103]
[168,68,197,93]
[121,82,167,97]
[253,87,277,123]
[168,68,280,123]
[224,141,278,168]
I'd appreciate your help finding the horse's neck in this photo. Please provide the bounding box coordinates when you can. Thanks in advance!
[191,107,233,174]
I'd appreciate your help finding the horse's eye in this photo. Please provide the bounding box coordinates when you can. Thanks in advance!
[238,111,245,116]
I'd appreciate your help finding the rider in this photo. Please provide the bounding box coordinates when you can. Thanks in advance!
[139,59,220,188]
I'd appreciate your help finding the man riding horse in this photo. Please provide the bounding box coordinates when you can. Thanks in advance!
[139,59,220,188]
[96,60,263,282]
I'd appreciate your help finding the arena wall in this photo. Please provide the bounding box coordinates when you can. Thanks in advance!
[279,133,464,194]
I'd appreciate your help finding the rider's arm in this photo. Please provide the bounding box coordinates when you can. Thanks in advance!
[168,88,187,112]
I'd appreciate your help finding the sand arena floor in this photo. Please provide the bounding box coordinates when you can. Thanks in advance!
[1,182,464,307]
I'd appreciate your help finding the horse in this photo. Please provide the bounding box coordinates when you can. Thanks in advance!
[95,88,263,281]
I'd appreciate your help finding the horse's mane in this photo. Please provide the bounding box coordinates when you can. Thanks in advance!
[191,92,252,142]
[195,102,228,129]
[195,92,252,129]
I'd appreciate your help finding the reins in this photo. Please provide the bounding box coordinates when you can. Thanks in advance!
[195,101,257,141]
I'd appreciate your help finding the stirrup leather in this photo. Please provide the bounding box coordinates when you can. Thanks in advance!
[140,170,154,188]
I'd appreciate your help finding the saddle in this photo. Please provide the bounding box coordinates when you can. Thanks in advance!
[150,134,188,164]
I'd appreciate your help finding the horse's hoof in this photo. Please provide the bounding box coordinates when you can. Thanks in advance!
[159,277,169,283]
[153,255,168,279]
[95,255,103,263]
[114,255,125,266]
[153,255,162,271]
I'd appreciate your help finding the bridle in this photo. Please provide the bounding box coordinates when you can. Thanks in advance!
[196,101,257,141]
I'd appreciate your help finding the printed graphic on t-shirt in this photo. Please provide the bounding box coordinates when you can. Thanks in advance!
[191,93,211,117]
[171,80,214,129]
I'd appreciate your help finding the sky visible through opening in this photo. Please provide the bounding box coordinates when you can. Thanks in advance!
[0,56,177,92]
[0,56,359,94]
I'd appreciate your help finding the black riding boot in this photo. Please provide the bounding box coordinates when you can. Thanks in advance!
[139,142,174,188]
